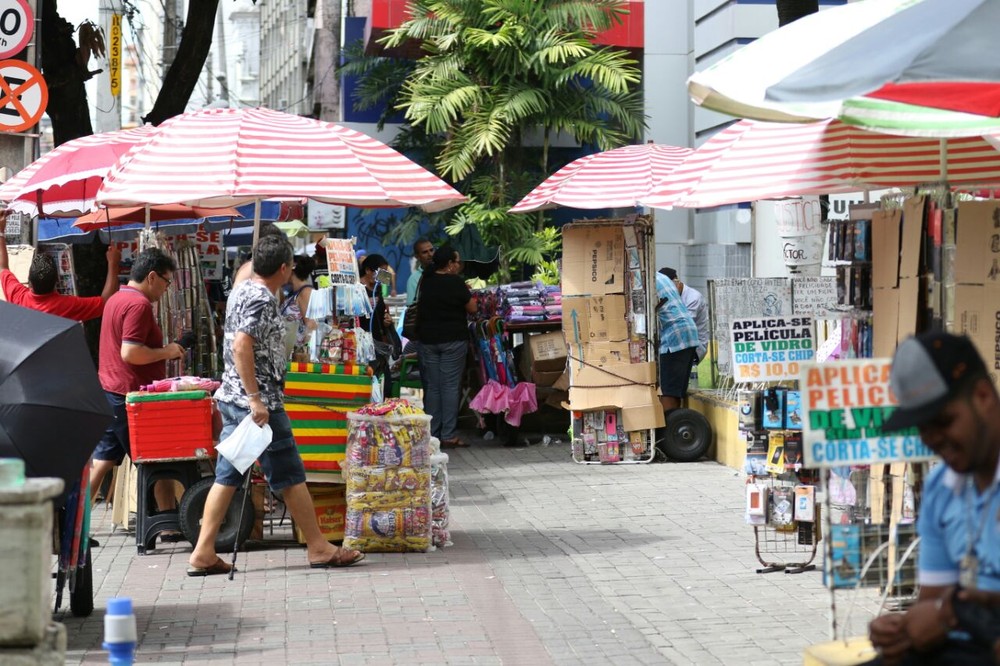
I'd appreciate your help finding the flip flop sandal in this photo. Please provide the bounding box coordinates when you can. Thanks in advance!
[160,531,186,543]
[441,438,469,448]
[186,557,235,577]
[309,549,366,568]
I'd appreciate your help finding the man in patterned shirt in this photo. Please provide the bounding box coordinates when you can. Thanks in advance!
[188,235,364,576]
[655,270,699,412]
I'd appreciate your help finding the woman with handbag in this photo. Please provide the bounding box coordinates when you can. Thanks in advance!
[417,246,477,448]
[359,254,401,396]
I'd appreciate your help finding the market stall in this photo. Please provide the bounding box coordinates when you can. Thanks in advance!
[561,216,663,464]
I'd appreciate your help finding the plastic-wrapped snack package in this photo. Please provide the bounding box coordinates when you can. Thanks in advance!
[430,452,451,548]
[346,467,431,493]
[343,403,434,552]
[345,411,432,471]
[343,506,432,552]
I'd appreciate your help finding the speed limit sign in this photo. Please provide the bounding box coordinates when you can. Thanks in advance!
[0,0,32,61]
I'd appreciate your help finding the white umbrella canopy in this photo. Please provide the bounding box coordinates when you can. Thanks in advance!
[766,0,1000,117]
[640,119,1000,209]
[687,0,1000,137]
[95,107,466,212]
[509,143,693,213]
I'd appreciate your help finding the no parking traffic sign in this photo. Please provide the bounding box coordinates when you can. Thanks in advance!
[0,59,46,132]
[0,0,32,60]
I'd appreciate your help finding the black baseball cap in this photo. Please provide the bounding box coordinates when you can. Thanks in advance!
[659,267,678,280]
[883,331,988,432]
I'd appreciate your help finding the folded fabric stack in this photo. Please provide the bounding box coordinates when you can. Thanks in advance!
[498,282,562,323]
[140,376,221,393]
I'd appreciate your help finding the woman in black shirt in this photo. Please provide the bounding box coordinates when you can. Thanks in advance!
[416,246,477,448]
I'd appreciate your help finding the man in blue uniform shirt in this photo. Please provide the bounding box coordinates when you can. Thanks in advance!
[867,331,1000,665]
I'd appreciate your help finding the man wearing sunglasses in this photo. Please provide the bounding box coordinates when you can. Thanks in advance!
[89,248,186,518]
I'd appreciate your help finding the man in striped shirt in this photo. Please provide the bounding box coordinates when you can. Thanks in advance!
[655,271,699,412]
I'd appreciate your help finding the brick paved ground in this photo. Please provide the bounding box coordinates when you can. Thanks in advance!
[59,438,880,665]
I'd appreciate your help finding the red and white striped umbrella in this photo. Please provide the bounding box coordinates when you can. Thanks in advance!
[641,119,1000,209]
[509,143,692,213]
[0,126,157,217]
[95,107,465,212]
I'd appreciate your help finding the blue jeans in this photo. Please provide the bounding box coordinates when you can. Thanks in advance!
[420,340,467,440]
[213,401,306,491]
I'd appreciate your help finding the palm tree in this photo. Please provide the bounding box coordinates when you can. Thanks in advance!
[381,0,645,185]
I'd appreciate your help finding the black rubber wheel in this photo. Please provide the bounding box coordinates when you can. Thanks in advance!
[657,408,712,462]
[178,477,255,552]
[70,544,94,617]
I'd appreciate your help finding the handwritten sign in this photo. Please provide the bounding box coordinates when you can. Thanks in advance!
[792,276,839,317]
[730,316,815,382]
[324,238,359,285]
[113,230,225,280]
[710,278,793,377]
[801,359,936,467]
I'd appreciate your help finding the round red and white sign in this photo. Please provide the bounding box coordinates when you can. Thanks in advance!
[0,59,47,132]
[0,0,33,60]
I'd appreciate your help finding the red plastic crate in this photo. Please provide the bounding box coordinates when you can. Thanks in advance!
[126,397,215,462]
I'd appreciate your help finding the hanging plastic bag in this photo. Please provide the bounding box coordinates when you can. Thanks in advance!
[215,414,273,474]
[370,374,384,404]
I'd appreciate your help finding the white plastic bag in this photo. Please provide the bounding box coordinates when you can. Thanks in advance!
[215,414,273,474]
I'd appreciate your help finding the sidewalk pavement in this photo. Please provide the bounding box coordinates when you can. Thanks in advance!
[60,438,877,666]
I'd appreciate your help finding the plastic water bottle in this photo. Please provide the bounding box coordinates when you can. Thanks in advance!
[103,597,137,665]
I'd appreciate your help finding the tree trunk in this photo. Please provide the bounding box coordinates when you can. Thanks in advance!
[143,0,221,125]
[41,0,93,145]
[775,0,819,27]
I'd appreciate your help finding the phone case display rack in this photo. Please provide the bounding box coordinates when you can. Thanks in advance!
[564,217,659,465]
[741,387,820,573]
[821,463,926,640]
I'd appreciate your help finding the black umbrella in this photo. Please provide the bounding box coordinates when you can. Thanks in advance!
[0,302,112,499]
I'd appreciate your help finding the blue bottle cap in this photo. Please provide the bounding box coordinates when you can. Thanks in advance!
[106,597,133,616]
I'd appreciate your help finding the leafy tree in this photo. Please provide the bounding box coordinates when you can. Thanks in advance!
[343,0,646,281]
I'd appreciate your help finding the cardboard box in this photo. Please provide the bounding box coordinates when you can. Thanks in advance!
[294,483,347,544]
[569,384,656,413]
[566,340,631,366]
[561,225,625,296]
[562,295,628,344]
[897,276,920,342]
[871,208,902,289]
[527,331,567,362]
[552,370,570,391]
[531,369,564,387]
[621,392,666,431]
[955,283,1000,379]
[519,337,566,382]
[899,196,925,279]
[954,201,1000,285]
[872,288,900,358]
[572,361,656,388]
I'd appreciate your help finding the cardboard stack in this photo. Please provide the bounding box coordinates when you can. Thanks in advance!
[560,222,665,435]
[871,197,924,357]
[953,200,1000,379]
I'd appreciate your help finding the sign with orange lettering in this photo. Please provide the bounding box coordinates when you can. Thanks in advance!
[800,359,935,467]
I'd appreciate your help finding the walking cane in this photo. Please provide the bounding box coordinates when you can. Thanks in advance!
[228,472,253,581]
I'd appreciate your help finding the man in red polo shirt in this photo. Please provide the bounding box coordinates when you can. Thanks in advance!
[89,248,186,516]
[0,212,121,321]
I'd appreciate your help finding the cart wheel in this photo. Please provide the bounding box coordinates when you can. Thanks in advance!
[70,544,94,617]
[657,408,712,462]
[178,477,255,552]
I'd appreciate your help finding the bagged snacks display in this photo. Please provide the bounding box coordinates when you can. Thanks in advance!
[343,399,434,552]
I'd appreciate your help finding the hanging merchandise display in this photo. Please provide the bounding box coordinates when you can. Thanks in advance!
[562,217,661,464]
